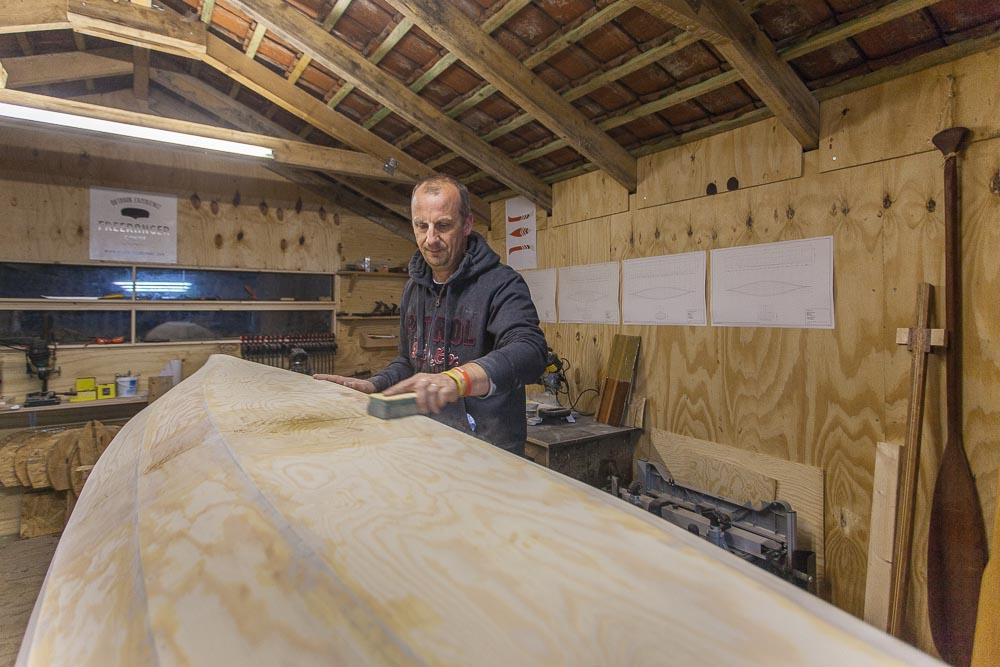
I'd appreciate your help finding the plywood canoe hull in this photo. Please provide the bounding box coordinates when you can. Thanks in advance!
[18,355,938,666]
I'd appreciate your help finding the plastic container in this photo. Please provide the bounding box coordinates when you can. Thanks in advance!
[116,376,138,397]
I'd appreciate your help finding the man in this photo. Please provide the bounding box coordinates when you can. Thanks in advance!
[316,175,548,455]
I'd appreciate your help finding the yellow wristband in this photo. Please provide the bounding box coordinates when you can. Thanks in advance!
[442,369,466,396]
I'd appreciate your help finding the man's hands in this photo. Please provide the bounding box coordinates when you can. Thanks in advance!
[384,372,458,414]
[313,374,375,394]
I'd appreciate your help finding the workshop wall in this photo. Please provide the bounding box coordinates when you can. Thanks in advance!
[335,218,415,376]
[0,122,412,397]
[490,46,1000,657]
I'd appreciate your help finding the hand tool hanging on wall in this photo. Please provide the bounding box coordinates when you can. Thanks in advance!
[926,127,987,667]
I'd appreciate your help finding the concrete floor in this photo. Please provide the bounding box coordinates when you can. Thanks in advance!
[0,535,59,667]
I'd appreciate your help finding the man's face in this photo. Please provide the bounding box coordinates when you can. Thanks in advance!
[412,183,473,280]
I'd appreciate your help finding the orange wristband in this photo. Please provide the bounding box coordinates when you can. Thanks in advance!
[452,366,473,397]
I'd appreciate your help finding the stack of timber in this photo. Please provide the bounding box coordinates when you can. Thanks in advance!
[0,421,119,538]
[19,355,940,665]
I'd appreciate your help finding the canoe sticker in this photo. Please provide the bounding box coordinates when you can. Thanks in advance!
[504,196,536,271]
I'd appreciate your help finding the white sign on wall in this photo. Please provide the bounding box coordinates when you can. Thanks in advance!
[504,195,537,270]
[89,187,178,263]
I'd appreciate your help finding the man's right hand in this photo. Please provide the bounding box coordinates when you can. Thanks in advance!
[313,374,375,394]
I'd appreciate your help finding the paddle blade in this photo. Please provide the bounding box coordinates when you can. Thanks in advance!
[927,439,988,666]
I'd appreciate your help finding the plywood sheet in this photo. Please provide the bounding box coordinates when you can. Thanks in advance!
[637,117,802,209]
[18,355,936,666]
[551,169,629,226]
[819,45,1000,172]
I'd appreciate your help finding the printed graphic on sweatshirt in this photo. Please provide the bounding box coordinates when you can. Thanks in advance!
[406,313,477,372]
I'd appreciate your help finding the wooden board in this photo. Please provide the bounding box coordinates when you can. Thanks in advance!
[18,355,936,666]
[820,47,1000,172]
[551,169,629,226]
[865,441,902,631]
[637,117,802,209]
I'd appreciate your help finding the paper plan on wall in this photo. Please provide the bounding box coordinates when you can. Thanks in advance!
[622,252,707,326]
[557,262,620,324]
[520,268,557,323]
[505,196,537,270]
[710,236,835,328]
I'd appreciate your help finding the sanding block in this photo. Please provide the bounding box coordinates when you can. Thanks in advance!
[367,392,418,419]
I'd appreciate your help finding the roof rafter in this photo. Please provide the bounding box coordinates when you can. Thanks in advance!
[149,64,411,221]
[396,0,636,150]
[138,82,413,239]
[361,0,532,130]
[196,34,490,224]
[457,0,939,181]
[1,46,133,88]
[0,0,71,33]
[637,0,818,149]
[224,0,553,211]
[385,0,637,192]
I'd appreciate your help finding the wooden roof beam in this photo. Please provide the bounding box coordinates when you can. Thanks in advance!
[223,0,553,212]
[67,0,207,57]
[198,35,492,224]
[0,88,414,184]
[362,0,532,130]
[148,65,411,221]
[386,0,636,193]
[0,46,133,88]
[137,85,412,240]
[638,0,818,150]
[0,0,71,33]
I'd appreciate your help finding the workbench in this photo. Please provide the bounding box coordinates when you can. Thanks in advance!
[525,415,640,490]
[0,395,148,430]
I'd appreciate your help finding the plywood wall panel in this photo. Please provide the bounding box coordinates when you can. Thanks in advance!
[551,170,629,226]
[0,135,340,272]
[338,213,415,271]
[820,46,1000,173]
[637,118,802,210]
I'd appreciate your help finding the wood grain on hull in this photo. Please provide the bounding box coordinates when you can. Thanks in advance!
[19,356,940,666]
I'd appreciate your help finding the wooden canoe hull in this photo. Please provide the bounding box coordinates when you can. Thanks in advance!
[18,355,939,666]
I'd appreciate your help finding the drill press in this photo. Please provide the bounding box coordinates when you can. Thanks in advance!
[24,338,61,407]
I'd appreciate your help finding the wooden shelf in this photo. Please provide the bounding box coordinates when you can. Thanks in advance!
[0,299,336,312]
[337,315,399,321]
[336,271,408,278]
[0,395,149,415]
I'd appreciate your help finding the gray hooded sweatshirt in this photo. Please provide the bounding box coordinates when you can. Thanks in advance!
[369,231,548,454]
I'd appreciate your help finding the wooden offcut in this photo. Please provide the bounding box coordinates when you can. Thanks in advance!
[596,334,640,427]
[865,441,903,631]
[16,355,937,665]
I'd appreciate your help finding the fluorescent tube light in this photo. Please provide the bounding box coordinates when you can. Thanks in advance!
[0,102,275,159]
[114,281,192,294]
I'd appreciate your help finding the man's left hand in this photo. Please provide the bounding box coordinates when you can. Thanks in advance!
[384,372,459,414]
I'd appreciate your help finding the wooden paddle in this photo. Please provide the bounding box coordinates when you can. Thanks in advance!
[927,127,987,667]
